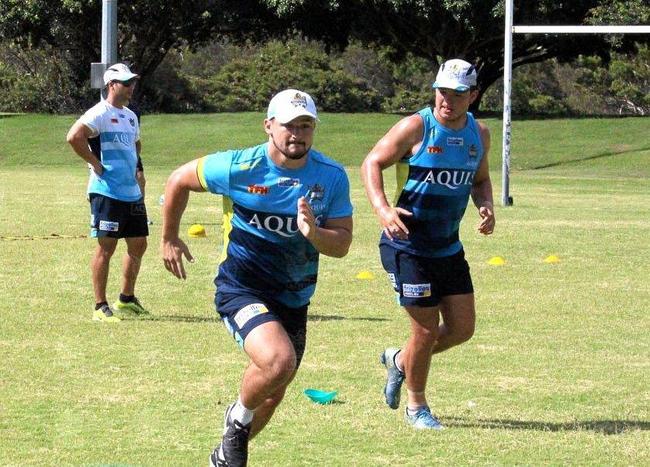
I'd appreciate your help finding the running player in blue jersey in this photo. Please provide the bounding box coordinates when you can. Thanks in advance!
[161,89,353,467]
[361,59,495,430]
[67,63,149,323]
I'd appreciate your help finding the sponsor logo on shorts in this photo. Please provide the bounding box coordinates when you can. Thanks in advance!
[427,146,443,154]
[447,137,464,146]
[131,203,146,216]
[234,303,269,328]
[387,273,397,290]
[98,220,119,232]
[402,283,431,298]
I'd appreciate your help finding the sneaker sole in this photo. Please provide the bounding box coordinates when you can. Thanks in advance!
[92,315,121,323]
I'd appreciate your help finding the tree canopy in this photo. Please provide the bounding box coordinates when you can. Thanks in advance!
[0,0,280,102]
[268,0,650,109]
[1,0,647,110]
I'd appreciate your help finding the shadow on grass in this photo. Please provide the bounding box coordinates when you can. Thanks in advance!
[446,416,649,435]
[128,314,220,323]
[308,314,389,322]
[124,314,388,323]
[526,145,650,171]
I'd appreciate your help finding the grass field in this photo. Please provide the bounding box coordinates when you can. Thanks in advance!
[1,113,649,465]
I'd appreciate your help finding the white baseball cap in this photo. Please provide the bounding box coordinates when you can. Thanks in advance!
[432,59,477,92]
[267,89,319,124]
[103,63,139,86]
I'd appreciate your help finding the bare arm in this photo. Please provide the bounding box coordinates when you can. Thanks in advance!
[66,120,103,175]
[135,140,145,196]
[297,197,352,258]
[161,159,206,279]
[361,114,422,240]
[471,122,495,235]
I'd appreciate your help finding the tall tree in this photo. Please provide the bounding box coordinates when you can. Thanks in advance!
[259,0,648,110]
[0,0,279,105]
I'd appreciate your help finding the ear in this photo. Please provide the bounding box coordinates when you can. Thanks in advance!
[263,118,273,136]
[469,89,480,104]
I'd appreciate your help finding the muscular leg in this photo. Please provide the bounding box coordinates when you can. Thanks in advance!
[92,237,117,303]
[239,321,297,435]
[432,293,475,354]
[136,169,146,199]
[249,373,295,439]
[121,236,147,296]
[400,305,440,408]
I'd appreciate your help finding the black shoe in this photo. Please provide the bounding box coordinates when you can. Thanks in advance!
[209,443,227,467]
[211,404,251,467]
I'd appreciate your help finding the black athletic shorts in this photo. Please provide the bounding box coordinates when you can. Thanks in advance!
[215,291,308,367]
[89,194,149,238]
[380,245,473,307]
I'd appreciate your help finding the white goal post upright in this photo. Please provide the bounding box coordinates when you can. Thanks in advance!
[501,0,650,206]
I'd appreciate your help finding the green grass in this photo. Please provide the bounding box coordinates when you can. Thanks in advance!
[0,114,649,465]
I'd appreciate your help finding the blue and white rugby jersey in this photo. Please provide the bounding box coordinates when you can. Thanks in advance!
[80,101,141,201]
[381,107,484,258]
[198,143,353,308]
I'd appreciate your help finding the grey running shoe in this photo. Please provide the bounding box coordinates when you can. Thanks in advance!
[380,347,405,409]
[405,406,444,430]
[210,404,251,467]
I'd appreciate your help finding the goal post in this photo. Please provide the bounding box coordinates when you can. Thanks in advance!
[501,0,650,206]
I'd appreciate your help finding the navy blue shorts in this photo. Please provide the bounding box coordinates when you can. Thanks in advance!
[380,245,473,307]
[215,292,308,366]
[89,194,148,238]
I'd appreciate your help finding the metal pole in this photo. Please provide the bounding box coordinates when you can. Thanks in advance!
[99,0,118,99]
[101,0,118,65]
[501,0,514,206]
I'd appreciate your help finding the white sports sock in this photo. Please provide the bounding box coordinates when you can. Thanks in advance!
[406,404,428,415]
[230,397,254,426]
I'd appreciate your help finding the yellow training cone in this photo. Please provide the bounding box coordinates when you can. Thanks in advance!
[356,270,375,280]
[543,254,560,263]
[487,256,505,266]
[188,224,207,238]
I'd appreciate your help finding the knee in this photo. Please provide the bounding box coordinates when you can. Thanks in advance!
[412,324,438,343]
[265,350,296,384]
[452,321,475,344]
[96,242,116,259]
[128,238,147,258]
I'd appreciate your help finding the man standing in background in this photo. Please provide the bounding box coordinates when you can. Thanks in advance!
[67,63,149,322]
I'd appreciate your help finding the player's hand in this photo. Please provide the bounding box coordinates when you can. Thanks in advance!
[161,237,195,280]
[88,161,104,176]
[297,197,317,241]
[378,205,412,240]
[477,205,495,235]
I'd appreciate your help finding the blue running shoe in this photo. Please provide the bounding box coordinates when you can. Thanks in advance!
[380,347,405,410]
[405,406,444,430]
